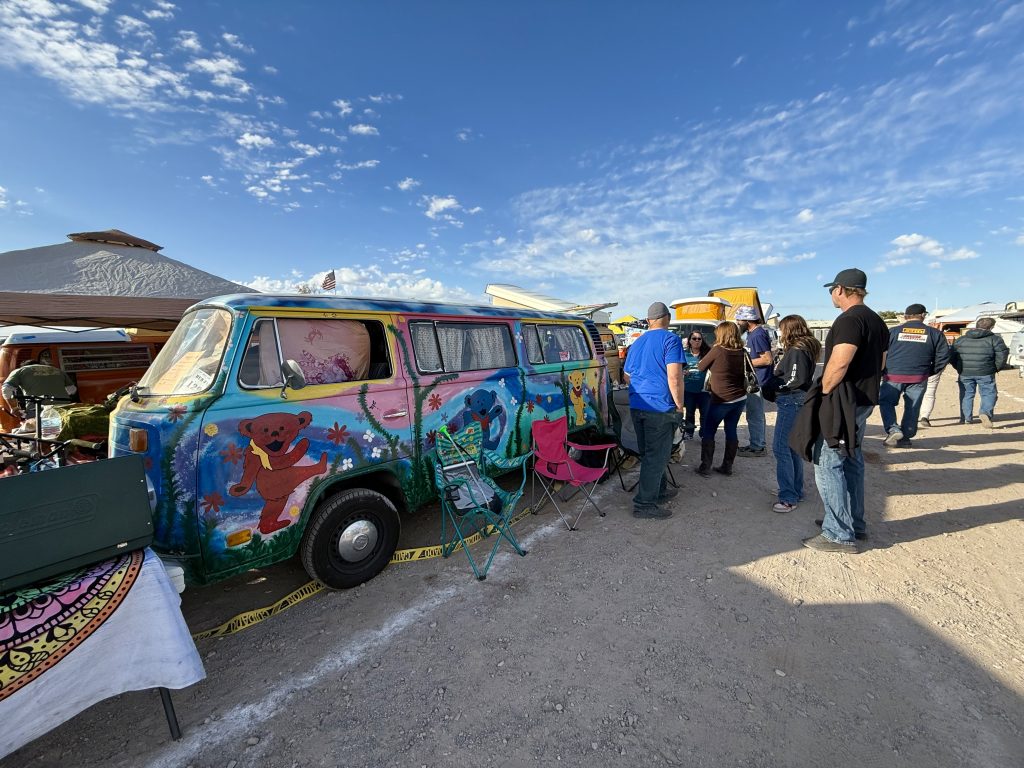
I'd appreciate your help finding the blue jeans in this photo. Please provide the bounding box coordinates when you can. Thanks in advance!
[958,375,997,421]
[683,390,710,437]
[813,405,872,544]
[773,391,806,504]
[744,391,766,450]
[879,379,927,439]
[630,409,678,507]
[702,400,745,442]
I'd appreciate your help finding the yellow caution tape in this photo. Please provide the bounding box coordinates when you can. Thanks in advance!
[191,505,536,641]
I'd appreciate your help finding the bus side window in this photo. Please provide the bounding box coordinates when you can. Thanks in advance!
[239,319,284,388]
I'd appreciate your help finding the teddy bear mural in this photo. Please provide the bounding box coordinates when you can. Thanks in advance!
[446,388,506,451]
[229,410,328,535]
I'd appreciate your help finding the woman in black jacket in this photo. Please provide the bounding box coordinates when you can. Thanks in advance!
[769,315,821,513]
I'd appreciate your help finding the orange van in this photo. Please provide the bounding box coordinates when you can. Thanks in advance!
[0,328,164,430]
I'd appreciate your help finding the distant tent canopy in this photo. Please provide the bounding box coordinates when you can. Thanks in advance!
[0,228,255,299]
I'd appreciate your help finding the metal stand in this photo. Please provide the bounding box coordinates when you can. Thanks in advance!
[158,687,182,741]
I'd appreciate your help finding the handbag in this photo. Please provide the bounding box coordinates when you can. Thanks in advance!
[743,352,761,395]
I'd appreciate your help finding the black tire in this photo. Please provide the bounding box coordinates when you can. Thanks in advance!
[300,488,400,589]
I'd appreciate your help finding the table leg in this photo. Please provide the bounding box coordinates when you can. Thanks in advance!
[158,687,182,741]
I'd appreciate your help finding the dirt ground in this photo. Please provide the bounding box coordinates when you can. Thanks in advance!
[8,371,1024,768]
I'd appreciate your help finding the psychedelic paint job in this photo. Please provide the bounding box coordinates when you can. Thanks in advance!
[110,294,610,586]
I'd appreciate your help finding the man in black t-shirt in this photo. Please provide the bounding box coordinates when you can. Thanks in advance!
[804,268,889,553]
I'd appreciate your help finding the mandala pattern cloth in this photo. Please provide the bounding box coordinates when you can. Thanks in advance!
[0,548,205,759]
[0,551,143,700]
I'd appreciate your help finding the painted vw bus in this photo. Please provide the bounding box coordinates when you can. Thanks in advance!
[110,295,611,589]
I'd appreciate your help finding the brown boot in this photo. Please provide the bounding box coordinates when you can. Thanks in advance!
[696,440,715,477]
[715,440,739,476]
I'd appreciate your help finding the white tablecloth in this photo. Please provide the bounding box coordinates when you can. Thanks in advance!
[1,548,206,758]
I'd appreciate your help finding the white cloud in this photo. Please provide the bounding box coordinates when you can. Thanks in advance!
[243,264,472,302]
[0,185,7,209]
[456,128,475,142]
[237,132,274,150]
[349,123,379,136]
[1015,234,1024,246]
[115,16,153,40]
[186,54,251,94]
[338,159,379,170]
[174,30,201,52]
[245,185,269,199]
[397,177,420,191]
[76,0,114,13]
[142,1,176,21]
[492,236,506,246]
[367,93,401,104]
[577,228,600,244]
[796,208,814,223]
[944,247,979,261]
[721,264,757,277]
[289,141,320,157]
[732,55,746,67]
[263,65,277,75]
[332,99,353,116]
[221,33,253,52]
[200,174,215,185]
[423,195,461,220]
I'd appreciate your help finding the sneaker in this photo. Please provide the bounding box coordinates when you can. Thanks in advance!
[883,430,903,447]
[919,417,931,428]
[895,438,913,448]
[658,487,679,502]
[633,505,673,519]
[980,413,994,428]
[738,446,767,457]
[814,519,868,540]
[773,501,797,514]
[802,533,858,553]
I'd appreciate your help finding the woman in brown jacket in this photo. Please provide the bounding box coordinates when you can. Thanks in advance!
[696,321,749,477]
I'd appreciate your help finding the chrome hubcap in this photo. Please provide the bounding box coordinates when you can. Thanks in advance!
[336,519,378,562]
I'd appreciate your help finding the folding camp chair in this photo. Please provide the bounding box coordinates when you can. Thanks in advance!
[608,388,683,492]
[434,424,529,580]
[530,416,616,530]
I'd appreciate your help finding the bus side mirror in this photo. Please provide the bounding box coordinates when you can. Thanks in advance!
[281,360,306,393]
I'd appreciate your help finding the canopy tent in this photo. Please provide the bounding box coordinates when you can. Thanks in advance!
[931,302,1003,324]
[0,291,199,331]
[0,229,255,299]
[485,283,617,324]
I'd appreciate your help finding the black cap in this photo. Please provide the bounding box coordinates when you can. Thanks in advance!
[823,268,867,290]
[905,303,927,316]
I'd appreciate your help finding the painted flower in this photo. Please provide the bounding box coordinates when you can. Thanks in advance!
[220,443,243,465]
[510,396,518,407]
[371,446,382,459]
[201,492,224,514]
[341,457,354,471]
[498,378,506,388]
[327,422,349,445]
[526,401,535,413]
[535,394,542,404]
[167,404,187,423]
[363,430,375,443]
[425,429,437,448]
[428,393,443,411]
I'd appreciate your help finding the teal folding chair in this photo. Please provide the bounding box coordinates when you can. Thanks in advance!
[434,423,529,580]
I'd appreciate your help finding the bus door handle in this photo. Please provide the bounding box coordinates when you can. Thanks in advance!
[383,409,407,419]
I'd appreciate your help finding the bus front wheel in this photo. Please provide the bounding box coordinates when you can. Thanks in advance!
[300,488,400,589]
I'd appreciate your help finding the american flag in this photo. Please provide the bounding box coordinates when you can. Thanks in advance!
[321,269,336,291]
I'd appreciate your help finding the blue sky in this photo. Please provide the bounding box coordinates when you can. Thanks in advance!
[1,0,1022,320]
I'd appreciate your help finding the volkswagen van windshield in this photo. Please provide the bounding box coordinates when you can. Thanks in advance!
[136,308,232,396]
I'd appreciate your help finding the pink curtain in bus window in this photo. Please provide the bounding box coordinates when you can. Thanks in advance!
[277,319,370,384]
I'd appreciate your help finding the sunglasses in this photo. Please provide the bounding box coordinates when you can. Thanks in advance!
[689,336,702,340]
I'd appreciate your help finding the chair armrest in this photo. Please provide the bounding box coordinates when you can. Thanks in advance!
[567,440,617,451]
[481,450,529,473]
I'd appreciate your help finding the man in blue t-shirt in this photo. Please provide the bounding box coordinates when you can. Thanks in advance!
[624,301,685,519]
[735,305,773,456]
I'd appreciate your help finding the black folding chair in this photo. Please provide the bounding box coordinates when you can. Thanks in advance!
[608,388,683,492]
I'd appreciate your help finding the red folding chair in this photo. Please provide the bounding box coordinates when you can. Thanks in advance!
[530,416,616,530]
